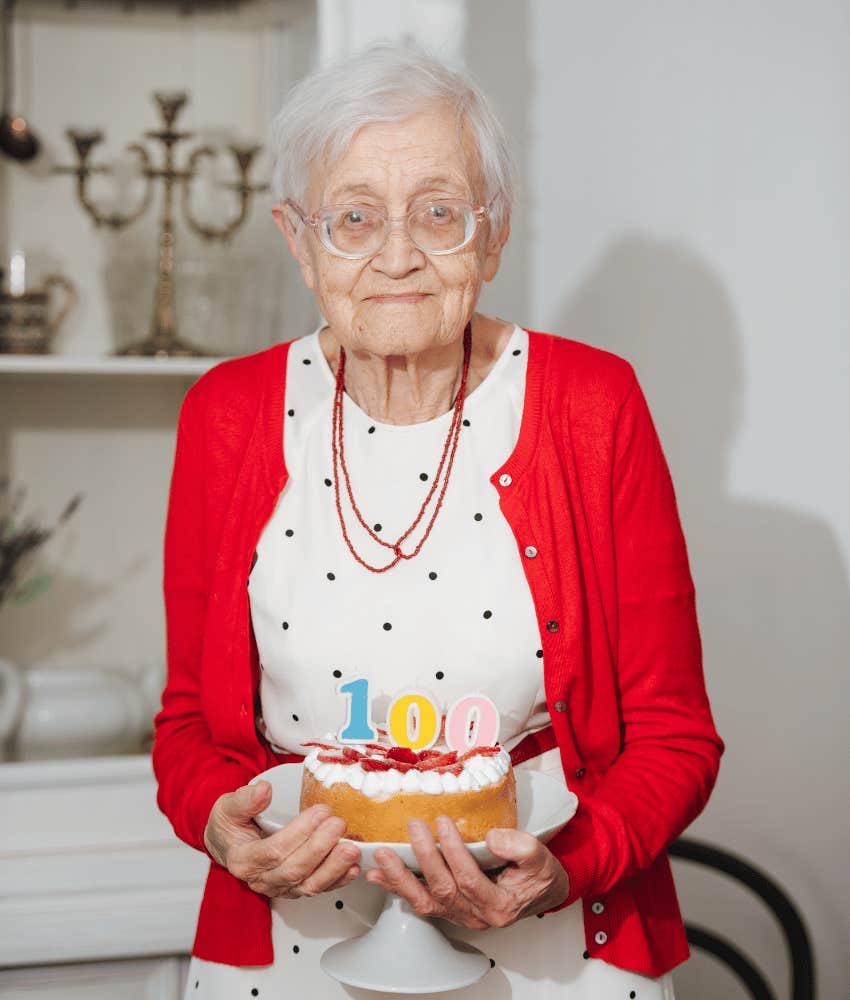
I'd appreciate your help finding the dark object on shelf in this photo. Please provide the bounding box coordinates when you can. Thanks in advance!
[669,837,815,999]
[0,0,41,161]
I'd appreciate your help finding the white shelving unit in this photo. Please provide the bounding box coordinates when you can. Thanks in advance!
[0,354,226,376]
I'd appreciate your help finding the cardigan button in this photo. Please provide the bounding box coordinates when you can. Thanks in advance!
[553,700,567,712]
[524,545,538,558]
[575,767,586,779]
[591,901,605,914]
[499,473,512,487]
[546,620,559,632]
[594,931,608,945]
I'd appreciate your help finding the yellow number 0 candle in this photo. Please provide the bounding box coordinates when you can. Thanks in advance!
[387,691,440,750]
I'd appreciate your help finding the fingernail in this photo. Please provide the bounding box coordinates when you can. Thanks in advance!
[312,805,331,822]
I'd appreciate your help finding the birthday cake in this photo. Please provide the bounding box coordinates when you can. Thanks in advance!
[299,738,517,843]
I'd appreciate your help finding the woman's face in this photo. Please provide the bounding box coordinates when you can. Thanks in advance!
[273,104,509,357]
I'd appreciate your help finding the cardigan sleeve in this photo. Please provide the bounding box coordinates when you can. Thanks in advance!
[544,373,725,909]
[152,385,256,860]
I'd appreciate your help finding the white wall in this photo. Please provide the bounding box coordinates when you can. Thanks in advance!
[492,2,848,996]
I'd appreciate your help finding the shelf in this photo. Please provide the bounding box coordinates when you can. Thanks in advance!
[0,354,228,376]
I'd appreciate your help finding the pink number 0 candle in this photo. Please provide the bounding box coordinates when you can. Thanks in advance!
[444,693,500,752]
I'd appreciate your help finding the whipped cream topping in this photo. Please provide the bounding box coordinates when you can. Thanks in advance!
[304,746,511,801]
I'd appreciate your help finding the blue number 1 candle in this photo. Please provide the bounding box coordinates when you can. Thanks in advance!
[337,677,378,742]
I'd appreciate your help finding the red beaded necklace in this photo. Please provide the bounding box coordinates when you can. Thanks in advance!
[331,321,472,573]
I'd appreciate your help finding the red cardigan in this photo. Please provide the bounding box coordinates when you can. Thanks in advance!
[153,327,724,978]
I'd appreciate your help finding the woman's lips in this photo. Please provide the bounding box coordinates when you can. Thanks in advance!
[369,293,428,303]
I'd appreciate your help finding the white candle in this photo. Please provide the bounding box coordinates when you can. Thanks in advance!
[9,250,26,296]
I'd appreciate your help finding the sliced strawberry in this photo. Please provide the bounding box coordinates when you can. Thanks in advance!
[436,763,464,776]
[361,758,392,772]
[317,752,347,764]
[417,748,442,761]
[457,745,501,763]
[341,746,365,761]
[389,760,415,773]
[418,751,459,771]
[386,746,419,765]
[364,743,390,754]
[302,741,338,750]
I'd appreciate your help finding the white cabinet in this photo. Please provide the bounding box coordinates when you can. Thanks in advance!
[0,756,206,993]
[0,956,189,1000]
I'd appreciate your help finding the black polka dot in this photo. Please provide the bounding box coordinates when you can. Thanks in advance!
[536,649,543,658]
[194,981,199,990]
[327,572,335,580]
[333,669,342,678]
[435,670,444,680]
[473,512,483,522]
[374,523,382,532]
[419,472,428,481]
[302,358,311,365]
[293,944,300,953]
[382,622,392,631]
[630,994,636,999]
[251,989,259,997]
[463,418,471,427]
[260,663,265,671]
[335,899,344,910]
[287,408,295,416]
[324,477,332,487]
[582,950,589,960]
[292,714,299,722]
[483,610,493,619]
[368,425,376,434]
[285,528,294,537]
[489,958,496,967]
[282,621,289,630]
[428,571,438,580]
[512,348,521,356]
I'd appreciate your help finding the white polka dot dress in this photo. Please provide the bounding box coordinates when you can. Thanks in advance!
[182,323,677,999]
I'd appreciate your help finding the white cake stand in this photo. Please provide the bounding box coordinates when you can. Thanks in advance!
[250,764,578,994]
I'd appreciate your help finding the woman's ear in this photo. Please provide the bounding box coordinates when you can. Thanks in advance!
[482,217,510,283]
[271,202,317,291]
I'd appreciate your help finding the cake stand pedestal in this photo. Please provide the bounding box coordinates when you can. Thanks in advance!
[320,891,491,993]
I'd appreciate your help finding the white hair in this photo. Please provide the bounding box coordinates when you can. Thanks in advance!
[267,40,518,239]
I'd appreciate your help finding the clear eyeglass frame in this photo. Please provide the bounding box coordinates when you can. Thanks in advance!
[283,197,494,260]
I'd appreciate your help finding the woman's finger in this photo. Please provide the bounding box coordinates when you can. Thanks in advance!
[265,815,348,886]
[408,819,466,906]
[433,815,503,911]
[370,847,441,917]
[285,841,361,898]
[247,805,332,868]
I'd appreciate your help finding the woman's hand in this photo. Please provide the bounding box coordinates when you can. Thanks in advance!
[203,780,361,899]
[365,815,569,930]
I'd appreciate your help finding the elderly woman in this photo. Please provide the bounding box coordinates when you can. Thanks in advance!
[154,41,723,1000]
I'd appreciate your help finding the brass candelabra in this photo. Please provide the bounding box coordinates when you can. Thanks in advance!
[53,90,267,357]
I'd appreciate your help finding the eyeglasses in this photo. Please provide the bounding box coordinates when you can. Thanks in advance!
[284,198,493,259]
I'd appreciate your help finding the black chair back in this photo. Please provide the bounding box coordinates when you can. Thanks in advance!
[669,837,816,1000]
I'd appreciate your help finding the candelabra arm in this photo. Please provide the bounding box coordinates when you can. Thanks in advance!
[75,142,154,230]
[181,144,254,242]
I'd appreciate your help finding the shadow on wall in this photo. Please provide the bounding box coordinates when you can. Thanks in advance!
[552,235,850,996]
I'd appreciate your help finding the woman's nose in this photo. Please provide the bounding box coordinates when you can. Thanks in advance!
[370,223,426,277]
